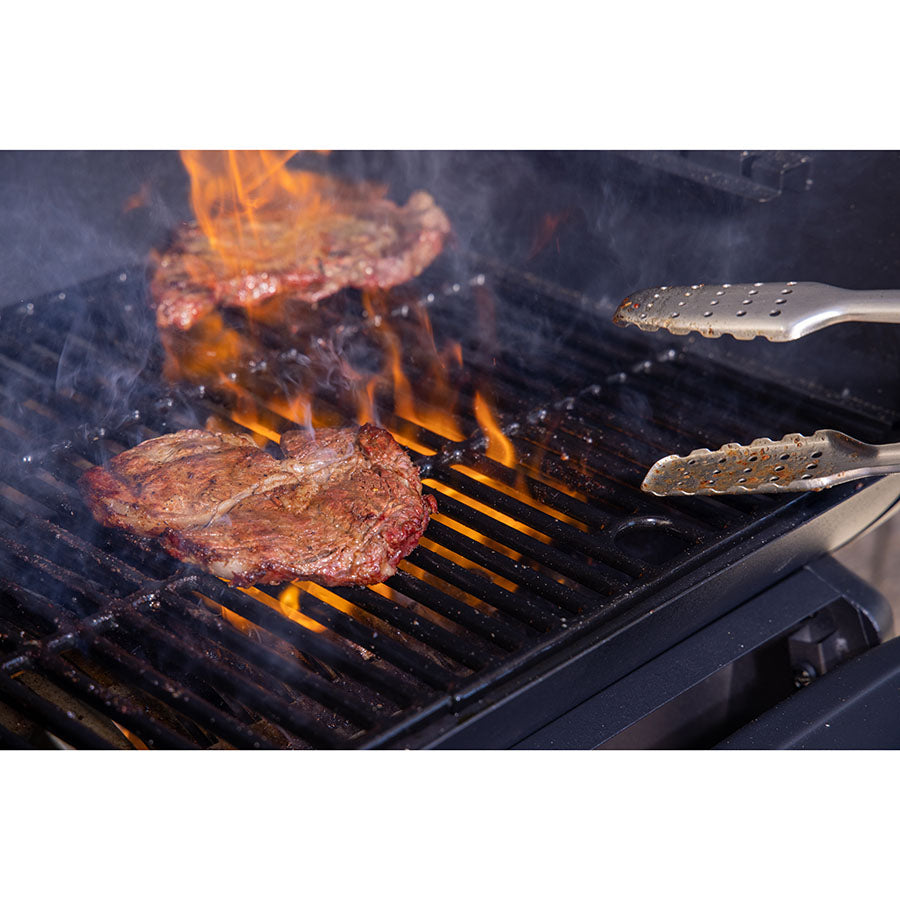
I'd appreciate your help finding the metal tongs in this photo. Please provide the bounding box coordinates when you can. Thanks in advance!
[613,280,900,496]
[613,281,900,342]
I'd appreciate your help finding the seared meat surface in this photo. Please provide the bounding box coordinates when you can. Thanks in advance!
[80,425,437,586]
[150,186,451,331]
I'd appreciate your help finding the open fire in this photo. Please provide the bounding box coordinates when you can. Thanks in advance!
[179,150,331,277]
[161,150,545,651]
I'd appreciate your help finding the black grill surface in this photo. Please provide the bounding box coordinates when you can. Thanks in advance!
[0,257,897,749]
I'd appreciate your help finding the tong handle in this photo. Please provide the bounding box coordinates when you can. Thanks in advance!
[615,281,900,342]
[868,441,900,472]
[828,287,900,327]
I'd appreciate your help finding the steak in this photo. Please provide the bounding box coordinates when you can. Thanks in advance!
[80,425,437,587]
[150,185,451,331]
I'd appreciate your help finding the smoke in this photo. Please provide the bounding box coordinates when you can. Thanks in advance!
[0,151,190,309]
[53,270,161,457]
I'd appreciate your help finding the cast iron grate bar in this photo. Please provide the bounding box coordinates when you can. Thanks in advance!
[31,651,199,750]
[421,518,591,614]
[0,573,283,748]
[153,589,381,730]
[0,672,117,750]
[327,584,504,669]
[0,720,34,750]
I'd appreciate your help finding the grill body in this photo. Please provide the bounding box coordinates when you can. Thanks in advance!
[1,254,898,749]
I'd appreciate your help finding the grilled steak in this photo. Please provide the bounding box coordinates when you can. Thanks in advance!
[80,425,437,587]
[150,186,451,331]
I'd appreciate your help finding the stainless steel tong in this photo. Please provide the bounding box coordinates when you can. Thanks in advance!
[613,280,900,495]
[641,430,900,496]
[613,281,900,342]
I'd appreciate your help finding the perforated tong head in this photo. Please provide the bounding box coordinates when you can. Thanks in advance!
[642,429,900,496]
[614,281,900,341]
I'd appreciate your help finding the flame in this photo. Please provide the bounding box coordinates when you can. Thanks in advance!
[473,391,516,467]
[528,209,573,260]
[386,332,465,445]
[199,592,262,639]
[123,182,152,213]
[276,583,327,633]
[113,723,149,750]
[180,150,331,277]
[166,152,469,455]
[161,293,466,458]
[161,312,249,383]
[200,583,334,637]
[160,152,600,612]
[224,581,360,636]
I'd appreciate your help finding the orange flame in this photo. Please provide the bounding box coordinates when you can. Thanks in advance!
[528,209,573,260]
[161,153,594,611]
[180,150,331,277]
[123,182,152,213]
[276,583,327,633]
[113,723,149,750]
[473,390,516,468]
[386,332,466,444]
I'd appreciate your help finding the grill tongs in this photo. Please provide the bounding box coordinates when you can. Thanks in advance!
[613,280,900,496]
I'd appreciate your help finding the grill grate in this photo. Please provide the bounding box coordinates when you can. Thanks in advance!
[0,258,896,749]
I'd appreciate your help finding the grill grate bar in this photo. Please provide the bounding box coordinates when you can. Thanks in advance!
[636,343,892,445]
[0,671,116,749]
[3,525,434,724]
[400,544,556,635]
[244,585,458,692]
[86,633,281,749]
[514,421,743,535]
[422,518,590,614]
[379,566,558,655]
[394,550,537,647]
[113,606,347,748]
[0,579,203,749]
[154,588,381,729]
[453,451,636,534]
[0,720,34,750]
[201,578,421,706]
[516,425,745,532]
[0,574,281,748]
[328,584,501,670]
[32,651,199,750]
[429,490,624,595]
[434,465,650,579]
